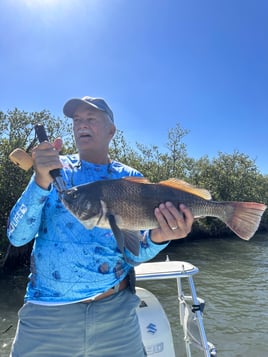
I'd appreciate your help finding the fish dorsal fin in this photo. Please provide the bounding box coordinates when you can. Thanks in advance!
[159,178,212,200]
[123,177,152,184]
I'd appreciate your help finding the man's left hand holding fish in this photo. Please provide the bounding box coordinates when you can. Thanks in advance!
[152,202,194,243]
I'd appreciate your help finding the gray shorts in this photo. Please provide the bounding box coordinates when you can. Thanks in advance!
[10,288,146,357]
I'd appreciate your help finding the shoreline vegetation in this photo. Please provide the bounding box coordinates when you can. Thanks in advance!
[1,108,268,273]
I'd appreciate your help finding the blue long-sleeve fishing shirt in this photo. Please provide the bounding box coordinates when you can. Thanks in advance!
[7,155,169,305]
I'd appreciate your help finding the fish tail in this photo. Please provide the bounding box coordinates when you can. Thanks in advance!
[222,202,267,240]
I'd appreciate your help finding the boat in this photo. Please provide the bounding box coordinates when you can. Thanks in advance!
[135,259,217,357]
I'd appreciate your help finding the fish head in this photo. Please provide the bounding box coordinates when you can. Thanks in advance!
[62,184,102,229]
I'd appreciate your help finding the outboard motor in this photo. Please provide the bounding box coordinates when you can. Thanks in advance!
[136,287,176,357]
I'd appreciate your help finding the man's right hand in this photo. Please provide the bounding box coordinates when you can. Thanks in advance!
[32,139,63,190]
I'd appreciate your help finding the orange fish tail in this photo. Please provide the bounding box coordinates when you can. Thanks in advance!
[223,202,267,240]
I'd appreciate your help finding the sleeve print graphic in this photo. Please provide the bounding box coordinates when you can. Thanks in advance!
[8,203,28,235]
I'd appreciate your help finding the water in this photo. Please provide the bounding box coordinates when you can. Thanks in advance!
[1,234,268,357]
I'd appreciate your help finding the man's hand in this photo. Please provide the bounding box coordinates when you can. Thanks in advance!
[32,138,63,190]
[150,202,194,243]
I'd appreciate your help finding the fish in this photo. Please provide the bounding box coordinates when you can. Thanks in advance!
[62,177,267,256]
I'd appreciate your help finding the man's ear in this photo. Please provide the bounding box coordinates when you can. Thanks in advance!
[109,125,116,139]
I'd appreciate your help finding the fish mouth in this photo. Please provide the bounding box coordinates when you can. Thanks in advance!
[62,189,79,212]
[62,188,103,228]
[63,196,91,223]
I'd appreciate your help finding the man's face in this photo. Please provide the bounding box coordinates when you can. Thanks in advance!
[72,104,115,154]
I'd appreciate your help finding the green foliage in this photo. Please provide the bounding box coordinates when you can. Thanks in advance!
[191,151,264,200]
[110,123,193,182]
[181,151,268,237]
[1,108,268,264]
[0,109,74,253]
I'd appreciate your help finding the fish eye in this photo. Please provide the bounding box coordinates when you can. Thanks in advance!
[66,189,78,200]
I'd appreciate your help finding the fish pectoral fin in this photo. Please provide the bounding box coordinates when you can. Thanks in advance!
[159,178,212,200]
[108,214,140,256]
[122,177,152,184]
[120,230,142,256]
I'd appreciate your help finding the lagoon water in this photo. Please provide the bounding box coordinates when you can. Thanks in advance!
[1,234,268,357]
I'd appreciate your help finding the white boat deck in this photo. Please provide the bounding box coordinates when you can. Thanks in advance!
[135,260,199,281]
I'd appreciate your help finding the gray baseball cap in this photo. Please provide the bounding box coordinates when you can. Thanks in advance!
[63,96,114,122]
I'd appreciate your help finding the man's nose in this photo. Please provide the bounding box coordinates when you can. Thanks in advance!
[77,118,89,127]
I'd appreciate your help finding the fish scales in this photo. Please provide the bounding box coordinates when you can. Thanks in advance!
[99,179,208,229]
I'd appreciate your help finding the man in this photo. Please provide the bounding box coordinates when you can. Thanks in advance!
[7,96,194,356]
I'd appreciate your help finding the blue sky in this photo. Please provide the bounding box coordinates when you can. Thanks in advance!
[1,0,268,174]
